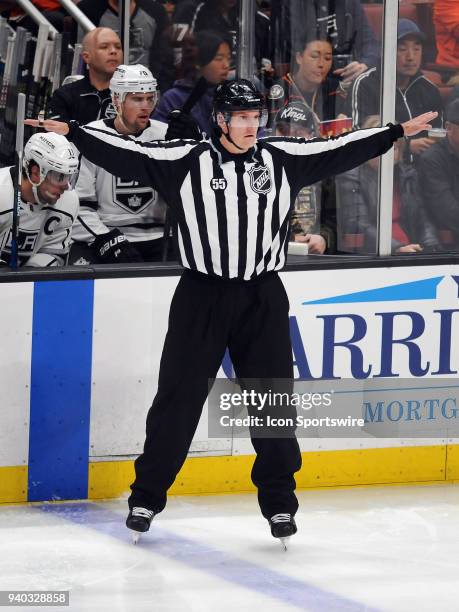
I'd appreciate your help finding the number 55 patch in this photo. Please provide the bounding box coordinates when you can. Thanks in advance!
[210,177,227,191]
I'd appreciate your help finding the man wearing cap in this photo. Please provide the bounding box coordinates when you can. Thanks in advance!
[347,19,443,157]
[418,99,459,250]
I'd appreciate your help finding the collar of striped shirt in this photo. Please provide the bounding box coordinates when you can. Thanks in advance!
[210,131,258,164]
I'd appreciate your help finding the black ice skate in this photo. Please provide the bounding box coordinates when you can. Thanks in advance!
[269,513,297,550]
[126,507,155,544]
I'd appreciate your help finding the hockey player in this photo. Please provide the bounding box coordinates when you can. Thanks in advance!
[26,80,437,546]
[70,64,167,265]
[0,132,79,267]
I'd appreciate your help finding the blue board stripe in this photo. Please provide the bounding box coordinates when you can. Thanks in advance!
[303,276,444,305]
[28,280,94,502]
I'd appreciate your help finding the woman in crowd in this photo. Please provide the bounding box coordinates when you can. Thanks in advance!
[153,29,231,136]
[268,33,345,131]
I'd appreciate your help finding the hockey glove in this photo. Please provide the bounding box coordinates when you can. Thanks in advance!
[93,229,143,264]
[166,110,202,141]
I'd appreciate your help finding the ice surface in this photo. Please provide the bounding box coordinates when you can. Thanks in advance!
[1,485,459,611]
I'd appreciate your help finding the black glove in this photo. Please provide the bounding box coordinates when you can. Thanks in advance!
[92,229,143,264]
[166,110,201,141]
[0,258,9,267]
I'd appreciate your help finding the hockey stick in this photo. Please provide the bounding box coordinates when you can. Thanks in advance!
[2,27,28,164]
[26,23,49,122]
[10,93,26,269]
[161,76,208,261]
[181,75,208,115]
[0,17,9,82]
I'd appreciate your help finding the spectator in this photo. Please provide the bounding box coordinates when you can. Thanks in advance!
[191,0,271,72]
[268,34,345,131]
[48,27,123,124]
[418,99,459,250]
[70,64,167,265]
[3,0,66,34]
[153,30,231,135]
[0,132,79,267]
[347,19,443,157]
[274,101,335,254]
[77,0,173,91]
[171,0,205,67]
[433,0,459,68]
[270,0,379,86]
[336,115,441,254]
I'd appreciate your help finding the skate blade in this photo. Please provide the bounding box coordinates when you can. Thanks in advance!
[279,536,290,551]
[131,531,141,545]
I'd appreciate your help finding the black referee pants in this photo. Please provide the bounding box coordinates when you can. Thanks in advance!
[129,269,302,519]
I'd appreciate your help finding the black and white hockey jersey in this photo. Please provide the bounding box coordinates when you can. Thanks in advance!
[66,121,404,280]
[0,167,79,266]
[72,118,167,244]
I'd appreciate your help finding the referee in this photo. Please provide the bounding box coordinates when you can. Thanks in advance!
[27,81,437,545]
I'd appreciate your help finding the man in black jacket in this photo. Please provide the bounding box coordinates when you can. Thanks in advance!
[77,0,174,91]
[347,19,443,158]
[418,99,459,250]
[48,27,123,124]
[336,116,441,254]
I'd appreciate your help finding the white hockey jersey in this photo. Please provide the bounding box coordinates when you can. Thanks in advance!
[0,166,79,267]
[72,118,168,244]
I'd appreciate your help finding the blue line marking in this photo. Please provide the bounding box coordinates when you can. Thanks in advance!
[28,281,94,502]
[36,502,380,612]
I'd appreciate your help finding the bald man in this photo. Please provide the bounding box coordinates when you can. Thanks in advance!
[48,27,123,125]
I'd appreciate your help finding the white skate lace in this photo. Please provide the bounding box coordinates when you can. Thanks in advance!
[132,507,154,520]
[271,513,292,523]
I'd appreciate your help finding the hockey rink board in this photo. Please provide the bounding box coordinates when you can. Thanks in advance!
[1,264,459,503]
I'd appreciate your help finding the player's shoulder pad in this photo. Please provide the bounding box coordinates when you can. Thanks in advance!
[0,166,15,212]
[142,119,168,142]
[86,118,116,133]
[53,190,80,222]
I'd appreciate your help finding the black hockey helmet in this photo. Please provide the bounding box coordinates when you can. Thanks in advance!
[213,79,264,111]
[212,79,267,126]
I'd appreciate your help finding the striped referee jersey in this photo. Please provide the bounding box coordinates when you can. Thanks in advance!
[68,121,403,280]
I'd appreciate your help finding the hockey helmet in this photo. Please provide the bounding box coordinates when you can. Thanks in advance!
[213,79,267,127]
[110,64,158,106]
[23,132,79,188]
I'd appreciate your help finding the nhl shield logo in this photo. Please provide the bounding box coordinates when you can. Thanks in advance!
[248,164,272,195]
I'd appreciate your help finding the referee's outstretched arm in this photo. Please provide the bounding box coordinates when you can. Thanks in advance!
[265,123,401,188]
[25,111,437,194]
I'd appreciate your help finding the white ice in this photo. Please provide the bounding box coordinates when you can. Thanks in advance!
[1,484,459,612]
